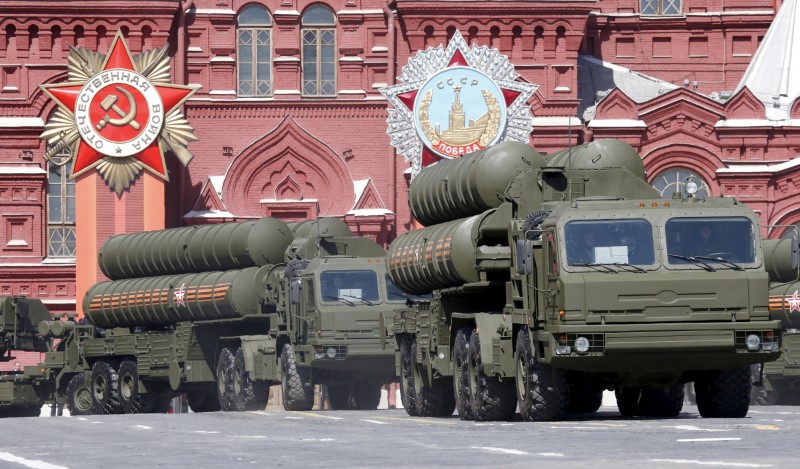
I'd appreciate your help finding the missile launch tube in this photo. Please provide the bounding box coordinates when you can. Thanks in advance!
[769,281,800,330]
[98,217,293,279]
[408,142,545,226]
[387,210,500,294]
[83,266,274,328]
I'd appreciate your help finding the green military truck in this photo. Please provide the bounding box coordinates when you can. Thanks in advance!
[33,217,399,415]
[0,297,56,416]
[750,234,800,405]
[390,139,782,421]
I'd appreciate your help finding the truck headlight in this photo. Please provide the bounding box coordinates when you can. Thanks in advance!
[327,347,337,358]
[746,334,761,351]
[574,336,590,354]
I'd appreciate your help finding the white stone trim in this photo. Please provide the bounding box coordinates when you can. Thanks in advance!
[0,166,46,174]
[587,119,647,128]
[0,117,45,128]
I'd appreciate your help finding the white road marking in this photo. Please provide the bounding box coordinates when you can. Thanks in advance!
[677,438,742,443]
[193,431,220,434]
[361,419,388,425]
[251,411,274,416]
[300,438,335,442]
[471,447,564,457]
[284,416,303,420]
[673,425,731,432]
[0,452,69,469]
[134,425,152,430]
[650,458,771,467]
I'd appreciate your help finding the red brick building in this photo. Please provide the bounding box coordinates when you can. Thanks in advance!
[0,0,798,317]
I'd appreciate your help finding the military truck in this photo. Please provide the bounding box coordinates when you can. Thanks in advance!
[750,234,800,405]
[35,217,398,415]
[390,139,782,421]
[0,297,56,416]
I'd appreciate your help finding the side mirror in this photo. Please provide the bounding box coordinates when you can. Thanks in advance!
[290,278,301,305]
[515,239,534,275]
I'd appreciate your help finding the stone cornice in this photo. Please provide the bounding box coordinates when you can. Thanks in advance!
[186,100,388,119]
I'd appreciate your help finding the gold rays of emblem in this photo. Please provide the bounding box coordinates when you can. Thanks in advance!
[41,41,198,194]
[417,88,501,151]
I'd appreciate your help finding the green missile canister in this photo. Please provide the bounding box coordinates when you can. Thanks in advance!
[83,266,277,328]
[98,217,293,280]
[408,142,546,226]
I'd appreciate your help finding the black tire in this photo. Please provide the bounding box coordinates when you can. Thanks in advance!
[453,328,473,420]
[285,260,310,279]
[615,386,641,417]
[639,384,684,417]
[351,382,382,410]
[695,367,752,418]
[522,211,551,240]
[91,359,122,414]
[568,380,603,414]
[233,347,269,411]
[216,348,236,411]
[327,384,353,410]
[118,359,146,414]
[187,388,222,413]
[281,344,313,411]
[467,332,516,421]
[516,328,569,421]
[408,339,455,417]
[65,374,93,416]
[398,335,419,416]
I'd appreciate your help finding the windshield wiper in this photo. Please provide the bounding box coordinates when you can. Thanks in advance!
[322,295,355,306]
[691,255,744,271]
[609,262,646,273]
[341,294,375,306]
[573,263,618,273]
[668,254,716,272]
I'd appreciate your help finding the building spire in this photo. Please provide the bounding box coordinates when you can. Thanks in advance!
[735,0,800,121]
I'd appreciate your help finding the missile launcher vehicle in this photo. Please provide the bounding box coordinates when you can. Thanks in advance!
[35,217,400,415]
[390,139,781,421]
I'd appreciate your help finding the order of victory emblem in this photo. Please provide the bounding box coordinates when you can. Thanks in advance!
[39,31,199,194]
[380,31,536,177]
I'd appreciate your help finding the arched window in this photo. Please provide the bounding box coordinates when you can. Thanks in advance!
[47,144,75,258]
[302,4,336,96]
[640,0,682,15]
[650,167,710,199]
[237,4,272,97]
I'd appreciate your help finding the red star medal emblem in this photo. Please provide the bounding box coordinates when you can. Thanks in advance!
[40,31,197,183]
[788,290,800,313]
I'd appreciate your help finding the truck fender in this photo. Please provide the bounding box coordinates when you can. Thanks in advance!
[474,313,512,375]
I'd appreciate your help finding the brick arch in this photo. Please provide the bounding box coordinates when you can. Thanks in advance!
[767,207,800,238]
[642,143,723,195]
[222,116,353,217]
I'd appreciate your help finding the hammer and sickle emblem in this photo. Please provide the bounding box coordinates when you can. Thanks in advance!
[95,86,140,131]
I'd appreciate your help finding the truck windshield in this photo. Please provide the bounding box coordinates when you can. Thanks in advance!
[565,219,655,266]
[665,217,755,264]
[320,270,379,302]
[386,275,431,303]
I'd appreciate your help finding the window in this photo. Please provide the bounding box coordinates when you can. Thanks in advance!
[665,217,755,264]
[564,219,655,267]
[237,4,272,97]
[47,147,75,258]
[320,270,379,303]
[386,275,430,303]
[302,5,336,96]
[640,0,682,15]
[651,168,710,199]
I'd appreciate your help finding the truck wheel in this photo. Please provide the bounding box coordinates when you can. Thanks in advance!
[327,384,353,410]
[65,374,93,416]
[91,359,122,414]
[410,339,455,417]
[639,385,684,417]
[467,332,516,421]
[351,382,382,410]
[568,379,603,414]
[187,387,222,413]
[233,347,269,411]
[615,386,641,417]
[696,367,751,418]
[398,335,420,416]
[216,348,236,411]
[453,328,473,420]
[280,344,313,411]
[516,328,569,421]
[118,359,146,414]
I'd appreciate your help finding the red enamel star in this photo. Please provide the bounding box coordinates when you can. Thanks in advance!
[40,31,197,181]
